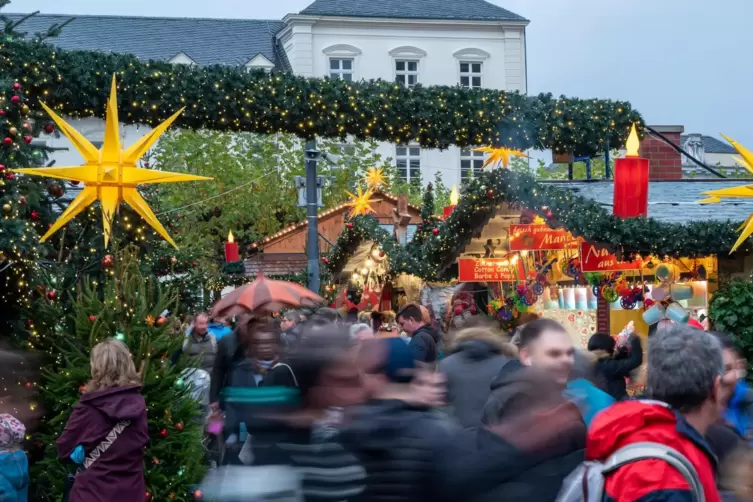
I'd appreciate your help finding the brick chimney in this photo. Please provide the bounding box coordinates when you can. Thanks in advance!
[639,125,684,180]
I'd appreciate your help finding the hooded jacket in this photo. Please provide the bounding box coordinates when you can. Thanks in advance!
[587,400,721,502]
[724,380,753,437]
[439,330,515,433]
[408,324,439,363]
[0,450,27,502]
[591,334,643,401]
[478,361,586,502]
[56,385,149,502]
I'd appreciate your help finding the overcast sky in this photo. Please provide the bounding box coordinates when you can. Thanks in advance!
[17,0,753,149]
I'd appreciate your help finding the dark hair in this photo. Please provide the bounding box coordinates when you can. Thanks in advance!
[283,310,302,324]
[312,308,340,323]
[286,324,352,402]
[397,304,422,323]
[519,318,567,349]
[587,333,616,354]
[711,331,738,353]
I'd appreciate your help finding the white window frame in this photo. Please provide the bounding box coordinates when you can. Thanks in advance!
[389,46,426,88]
[323,44,362,82]
[395,145,422,184]
[454,48,490,89]
[395,60,420,87]
[460,148,485,183]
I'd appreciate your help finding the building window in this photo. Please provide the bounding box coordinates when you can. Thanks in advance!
[460,148,485,182]
[459,62,483,88]
[396,146,421,183]
[330,58,354,81]
[395,60,419,87]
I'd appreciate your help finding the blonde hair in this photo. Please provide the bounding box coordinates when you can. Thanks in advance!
[85,338,141,393]
[380,311,396,324]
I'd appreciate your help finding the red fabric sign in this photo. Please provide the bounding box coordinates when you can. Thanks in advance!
[458,257,524,282]
[509,224,580,251]
[579,243,642,272]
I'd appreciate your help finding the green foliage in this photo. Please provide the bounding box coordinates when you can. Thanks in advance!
[32,246,205,501]
[420,183,435,220]
[326,168,750,281]
[709,278,753,371]
[2,40,641,156]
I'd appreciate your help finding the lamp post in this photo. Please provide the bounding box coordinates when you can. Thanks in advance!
[305,140,321,294]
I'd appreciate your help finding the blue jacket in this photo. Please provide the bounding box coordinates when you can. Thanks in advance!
[208,323,232,341]
[0,450,28,502]
[564,378,615,427]
[725,380,752,437]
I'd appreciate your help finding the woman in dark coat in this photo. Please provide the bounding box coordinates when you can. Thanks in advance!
[587,331,643,401]
[57,338,149,502]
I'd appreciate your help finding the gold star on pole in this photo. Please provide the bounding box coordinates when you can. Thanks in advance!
[345,185,377,216]
[474,146,528,169]
[363,167,387,190]
[697,134,753,253]
[16,75,212,248]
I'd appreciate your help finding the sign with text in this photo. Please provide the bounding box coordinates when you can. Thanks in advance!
[509,224,580,251]
[579,243,642,272]
[458,257,525,282]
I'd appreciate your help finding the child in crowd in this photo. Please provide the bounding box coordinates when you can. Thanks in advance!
[0,413,28,501]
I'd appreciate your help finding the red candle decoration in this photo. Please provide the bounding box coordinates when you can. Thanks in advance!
[613,124,649,218]
[225,231,239,262]
[443,185,460,218]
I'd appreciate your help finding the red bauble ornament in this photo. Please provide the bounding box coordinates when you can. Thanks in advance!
[101,254,114,268]
[6,172,14,181]
[160,428,168,438]
[88,315,96,322]
[10,96,19,104]
[46,291,56,300]
[176,421,184,432]
[546,211,553,218]
[146,492,152,502]
[346,222,353,229]
[44,123,55,134]
[322,257,329,264]
[30,210,39,220]
[432,228,439,236]
[22,122,30,130]
[156,316,167,327]
[0,110,5,116]
[487,189,494,198]
[3,138,12,145]
[0,165,5,171]
[194,489,204,500]
[454,305,464,316]
[12,82,20,90]
[23,136,32,144]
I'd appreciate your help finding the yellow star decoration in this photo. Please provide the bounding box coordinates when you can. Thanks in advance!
[16,75,211,248]
[345,185,377,216]
[474,146,528,169]
[697,134,753,253]
[363,167,387,190]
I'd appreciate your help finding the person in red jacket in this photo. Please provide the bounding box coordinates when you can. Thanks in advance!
[586,324,732,502]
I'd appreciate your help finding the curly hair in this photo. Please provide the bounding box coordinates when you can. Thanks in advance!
[85,338,141,393]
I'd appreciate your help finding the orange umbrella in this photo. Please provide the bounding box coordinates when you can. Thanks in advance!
[211,273,323,317]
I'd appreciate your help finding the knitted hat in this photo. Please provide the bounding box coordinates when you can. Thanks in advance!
[379,338,415,384]
[0,414,24,447]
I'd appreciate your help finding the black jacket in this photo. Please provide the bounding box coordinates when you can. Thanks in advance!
[340,399,547,502]
[478,360,586,502]
[210,329,240,404]
[592,335,643,401]
[408,324,439,363]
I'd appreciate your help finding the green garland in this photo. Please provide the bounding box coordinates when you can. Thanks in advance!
[2,40,641,155]
[326,169,749,281]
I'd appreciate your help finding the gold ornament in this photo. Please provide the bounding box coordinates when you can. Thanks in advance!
[15,75,212,248]
[145,315,155,326]
[21,104,29,114]
[363,167,386,190]
[344,185,377,216]
[8,127,17,136]
[474,146,528,169]
[698,134,753,253]
[2,203,11,214]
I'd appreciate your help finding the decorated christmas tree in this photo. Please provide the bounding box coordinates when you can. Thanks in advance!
[32,245,206,501]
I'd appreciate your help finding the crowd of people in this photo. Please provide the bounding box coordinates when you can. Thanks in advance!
[37,300,753,502]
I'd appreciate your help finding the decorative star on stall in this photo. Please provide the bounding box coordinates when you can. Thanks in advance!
[474,146,528,169]
[345,185,377,216]
[15,75,212,248]
[697,134,753,253]
[363,167,387,190]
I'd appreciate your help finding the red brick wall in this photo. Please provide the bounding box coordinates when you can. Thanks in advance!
[639,130,683,180]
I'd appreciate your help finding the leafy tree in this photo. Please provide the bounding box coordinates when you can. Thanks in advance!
[510,153,617,180]
[709,278,753,374]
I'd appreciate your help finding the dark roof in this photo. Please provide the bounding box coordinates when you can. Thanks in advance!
[245,254,307,276]
[5,13,289,69]
[681,134,737,154]
[549,180,753,224]
[300,0,527,22]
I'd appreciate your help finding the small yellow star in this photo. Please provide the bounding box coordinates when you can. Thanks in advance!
[345,185,377,216]
[16,75,211,248]
[474,146,528,169]
[697,134,753,253]
[363,167,387,190]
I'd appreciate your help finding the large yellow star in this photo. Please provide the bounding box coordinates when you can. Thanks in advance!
[16,75,211,248]
[363,167,386,190]
[697,134,753,253]
[474,146,528,169]
[345,185,377,216]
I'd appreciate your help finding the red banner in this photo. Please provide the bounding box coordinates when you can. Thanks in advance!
[579,243,642,272]
[509,224,580,251]
[458,257,525,282]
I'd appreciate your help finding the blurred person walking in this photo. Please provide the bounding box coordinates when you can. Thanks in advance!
[396,304,439,363]
[57,339,148,502]
[280,311,303,351]
[587,328,643,401]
